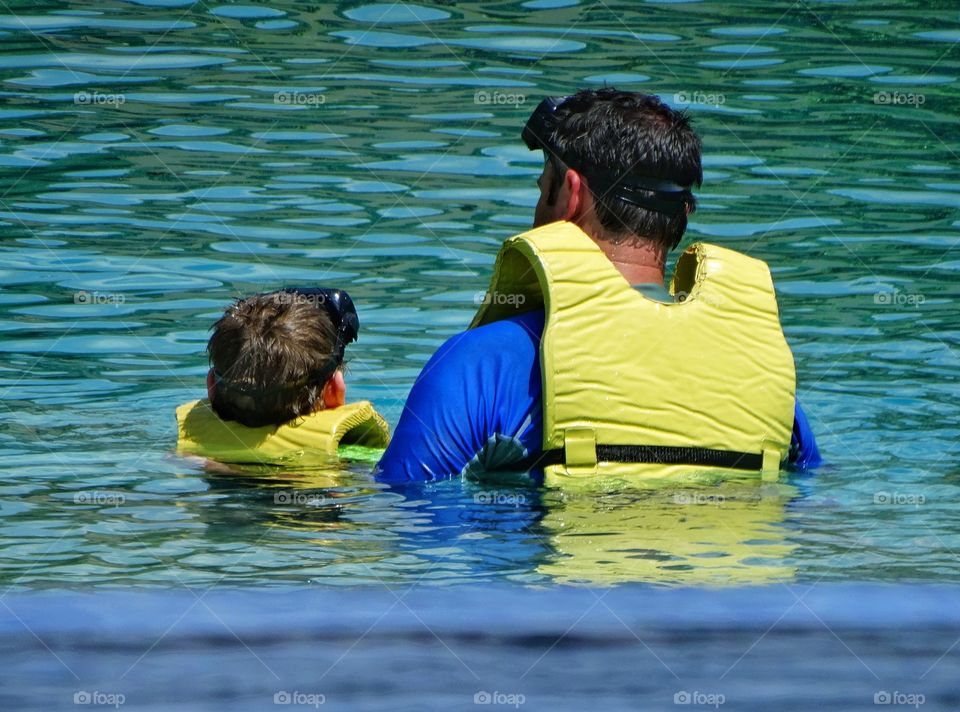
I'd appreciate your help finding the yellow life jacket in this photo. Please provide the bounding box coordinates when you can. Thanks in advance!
[175,399,390,466]
[469,221,796,485]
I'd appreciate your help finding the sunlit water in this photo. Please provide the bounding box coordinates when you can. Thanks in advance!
[0,1,958,593]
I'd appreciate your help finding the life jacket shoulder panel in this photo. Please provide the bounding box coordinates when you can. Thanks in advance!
[470,221,796,484]
[175,399,390,465]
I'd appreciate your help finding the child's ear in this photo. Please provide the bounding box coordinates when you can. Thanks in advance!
[206,368,216,401]
[322,369,346,409]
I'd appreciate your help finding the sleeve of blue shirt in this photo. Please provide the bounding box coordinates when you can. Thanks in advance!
[374,310,545,483]
[790,400,821,470]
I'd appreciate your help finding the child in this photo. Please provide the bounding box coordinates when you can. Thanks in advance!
[176,288,389,465]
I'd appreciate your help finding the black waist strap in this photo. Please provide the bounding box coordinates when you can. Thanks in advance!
[508,445,764,473]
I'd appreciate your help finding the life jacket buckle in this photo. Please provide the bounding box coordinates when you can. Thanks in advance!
[760,441,782,480]
[563,427,597,477]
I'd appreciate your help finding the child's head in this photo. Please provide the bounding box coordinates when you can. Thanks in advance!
[206,289,357,428]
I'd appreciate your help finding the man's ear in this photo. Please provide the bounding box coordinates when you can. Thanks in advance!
[206,368,216,401]
[560,168,586,222]
[322,369,346,409]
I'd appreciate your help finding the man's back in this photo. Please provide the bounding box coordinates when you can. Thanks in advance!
[375,308,819,482]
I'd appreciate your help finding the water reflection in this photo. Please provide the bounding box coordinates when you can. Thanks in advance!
[536,480,798,586]
[196,461,798,588]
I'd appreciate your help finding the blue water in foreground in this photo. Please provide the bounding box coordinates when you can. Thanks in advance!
[2,585,958,711]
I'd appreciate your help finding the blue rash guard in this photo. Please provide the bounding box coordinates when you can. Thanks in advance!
[375,309,821,483]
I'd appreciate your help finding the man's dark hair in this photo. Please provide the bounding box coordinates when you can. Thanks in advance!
[208,292,337,428]
[544,88,702,251]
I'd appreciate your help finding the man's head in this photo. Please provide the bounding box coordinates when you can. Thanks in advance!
[527,88,702,256]
[206,290,351,428]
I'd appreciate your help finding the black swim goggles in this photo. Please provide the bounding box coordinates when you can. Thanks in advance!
[213,287,359,400]
[522,95,692,217]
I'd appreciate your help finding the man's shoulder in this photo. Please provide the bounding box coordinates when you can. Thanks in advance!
[469,308,545,342]
[436,309,544,356]
[418,309,545,385]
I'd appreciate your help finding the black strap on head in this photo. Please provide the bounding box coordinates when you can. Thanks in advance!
[522,95,692,217]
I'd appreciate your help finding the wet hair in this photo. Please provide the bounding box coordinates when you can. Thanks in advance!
[207,292,338,428]
[543,88,702,251]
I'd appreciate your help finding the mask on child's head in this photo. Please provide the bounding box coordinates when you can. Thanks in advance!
[281,287,359,366]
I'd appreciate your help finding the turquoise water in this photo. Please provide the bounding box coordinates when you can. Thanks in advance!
[1,1,959,591]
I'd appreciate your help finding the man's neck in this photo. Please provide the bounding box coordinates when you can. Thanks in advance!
[596,234,667,286]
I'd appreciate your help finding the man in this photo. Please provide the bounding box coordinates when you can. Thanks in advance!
[376,88,819,483]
